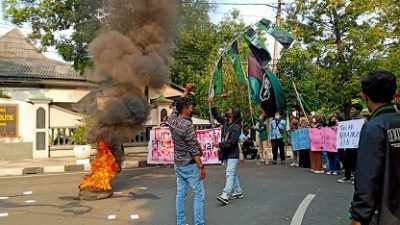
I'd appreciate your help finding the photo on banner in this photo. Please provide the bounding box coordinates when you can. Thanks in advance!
[147,127,222,164]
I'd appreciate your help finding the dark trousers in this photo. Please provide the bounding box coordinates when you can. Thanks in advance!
[339,149,358,179]
[271,138,285,161]
[298,150,310,168]
[338,149,345,167]
[327,152,340,171]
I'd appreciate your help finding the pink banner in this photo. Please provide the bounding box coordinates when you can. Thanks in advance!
[147,127,222,164]
[309,127,337,152]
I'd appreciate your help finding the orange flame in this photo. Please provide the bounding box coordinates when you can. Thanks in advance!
[79,139,120,191]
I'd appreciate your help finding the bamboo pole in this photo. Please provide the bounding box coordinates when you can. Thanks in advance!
[292,81,308,120]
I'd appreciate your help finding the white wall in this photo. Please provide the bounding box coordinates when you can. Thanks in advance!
[148,85,182,100]
[50,106,83,128]
[3,87,90,103]
[0,98,34,143]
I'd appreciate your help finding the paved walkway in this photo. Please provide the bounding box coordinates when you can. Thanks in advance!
[0,157,142,176]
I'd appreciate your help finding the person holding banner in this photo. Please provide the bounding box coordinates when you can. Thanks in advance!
[338,104,366,184]
[169,84,206,225]
[208,96,244,205]
[297,117,311,168]
[326,115,340,175]
[289,117,300,167]
[269,111,287,164]
[349,70,400,225]
[310,115,325,173]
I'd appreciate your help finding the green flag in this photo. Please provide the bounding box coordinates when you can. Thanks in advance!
[263,69,286,116]
[225,40,246,83]
[256,18,295,49]
[248,55,286,117]
[211,56,223,96]
[242,27,272,68]
[299,94,311,113]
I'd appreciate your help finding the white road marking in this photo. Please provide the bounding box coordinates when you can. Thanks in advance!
[0,212,8,217]
[107,215,117,220]
[130,214,140,220]
[290,194,316,225]
[23,191,33,195]
[0,197,10,200]
[25,200,36,203]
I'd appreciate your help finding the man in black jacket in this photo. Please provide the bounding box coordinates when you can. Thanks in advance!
[208,96,244,205]
[349,70,400,225]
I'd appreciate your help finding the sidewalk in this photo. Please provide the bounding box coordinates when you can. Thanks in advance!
[0,157,145,177]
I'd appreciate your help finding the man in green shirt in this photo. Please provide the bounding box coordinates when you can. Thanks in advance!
[251,108,269,165]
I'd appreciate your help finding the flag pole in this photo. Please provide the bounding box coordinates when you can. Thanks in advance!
[292,81,308,120]
[207,18,268,141]
[208,58,220,143]
[245,56,255,127]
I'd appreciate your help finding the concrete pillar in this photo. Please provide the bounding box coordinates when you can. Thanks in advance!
[30,98,52,159]
[153,96,174,125]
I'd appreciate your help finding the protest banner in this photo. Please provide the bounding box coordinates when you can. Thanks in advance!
[336,119,365,149]
[291,128,310,151]
[147,127,222,164]
[309,127,337,152]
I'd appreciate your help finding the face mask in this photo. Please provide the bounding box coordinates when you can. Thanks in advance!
[275,115,280,120]
[312,118,316,123]
[328,121,336,127]
[225,112,231,118]
[292,122,298,126]
[350,111,356,117]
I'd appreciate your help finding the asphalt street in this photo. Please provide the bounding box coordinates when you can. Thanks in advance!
[0,161,354,225]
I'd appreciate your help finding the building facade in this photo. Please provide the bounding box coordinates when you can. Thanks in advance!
[0,28,210,160]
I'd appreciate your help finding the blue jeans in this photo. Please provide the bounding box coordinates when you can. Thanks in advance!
[322,151,329,168]
[175,163,205,225]
[223,159,242,195]
[327,152,340,171]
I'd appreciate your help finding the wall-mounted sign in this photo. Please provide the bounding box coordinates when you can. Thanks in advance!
[0,104,18,138]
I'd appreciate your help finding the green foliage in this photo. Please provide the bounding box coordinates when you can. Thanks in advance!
[1,0,283,126]
[72,124,88,145]
[1,0,106,74]
[279,0,400,118]
[0,90,10,98]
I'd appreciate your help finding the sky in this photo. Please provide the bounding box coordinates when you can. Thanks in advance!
[0,0,284,62]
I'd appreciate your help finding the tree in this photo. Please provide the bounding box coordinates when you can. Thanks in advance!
[2,0,259,125]
[186,9,255,127]
[0,90,10,98]
[280,0,400,118]
[2,0,107,73]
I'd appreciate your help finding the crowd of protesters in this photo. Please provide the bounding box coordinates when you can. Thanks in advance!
[250,100,400,187]
[167,70,399,225]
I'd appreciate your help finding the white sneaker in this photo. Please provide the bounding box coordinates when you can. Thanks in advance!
[217,195,229,205]
[332,171,340,175]
[230,192,244,199]
[290,162,297,166]
[338,177,351,183]
[313,170,324,174]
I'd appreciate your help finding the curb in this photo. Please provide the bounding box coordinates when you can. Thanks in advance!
[0,160,145,177]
